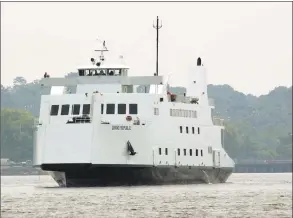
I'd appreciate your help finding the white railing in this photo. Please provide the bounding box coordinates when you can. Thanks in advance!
[212,116,224,126]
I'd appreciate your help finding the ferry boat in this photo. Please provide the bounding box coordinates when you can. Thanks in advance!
[33,18,235,187]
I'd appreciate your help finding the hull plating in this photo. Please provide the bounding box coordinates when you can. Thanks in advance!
[41,164,233,187]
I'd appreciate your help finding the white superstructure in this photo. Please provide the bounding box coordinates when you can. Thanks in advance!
[34,25,234,187]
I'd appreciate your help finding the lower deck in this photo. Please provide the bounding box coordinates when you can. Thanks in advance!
[41,164,233,187]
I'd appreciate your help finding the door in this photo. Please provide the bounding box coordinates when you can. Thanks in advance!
[213,150,221,168]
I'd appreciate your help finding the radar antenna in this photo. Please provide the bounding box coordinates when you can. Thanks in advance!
[153,16,162,76]
[94,38,109,63]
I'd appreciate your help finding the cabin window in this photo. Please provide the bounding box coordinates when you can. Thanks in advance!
[186,127,189,134]
[82,104,91,115]
[129,104,137,114]
[159,148,162,155]
[118,104,126,114]
[160,97,163,102]
[198,127,200,134]
[196,149,198,156]
[180,126,183,133]
[72,104,80,115]
[165,148,168,155]
[192,127,195,134]
[106,104,115,114]
[201,149,203,157]
[221,129,224,147]
[177,148,180,156]
[101,104,104,114]
[61,104,70,115]
[50,105,59,116]
[183,149,187,156]
[154,108,159,115]
[189,149,192,156]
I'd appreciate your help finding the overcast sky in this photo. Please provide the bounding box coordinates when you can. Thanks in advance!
[1,2,292,96]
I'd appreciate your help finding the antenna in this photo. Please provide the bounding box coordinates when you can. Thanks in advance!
[153,16,162,76]
[94,39,109,62]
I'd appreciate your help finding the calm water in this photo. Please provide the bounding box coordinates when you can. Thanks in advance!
[1,173,292,218]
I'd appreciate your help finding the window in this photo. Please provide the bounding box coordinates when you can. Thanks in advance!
[177,148,180,156]
[198,127,200,134]
[196,149,198,156]
[72,104,80,115]
[154,108,159,115]
[184,149,186,156]
[160,97,163,102]
[61,104,70,115]
[82,104,91,115]
[106,104,115,114]
[159,148,162,155]
[192,127,195,134]
[50,105,59,116]
[180,126,183,133]
[201,149,203,156]
[189,149,192,156]
[118,104,126,114]
[101,104,104,114]
[221,129,224,147]
[129,104,138,114]
[165,148,168,155]
[186,127,189,134]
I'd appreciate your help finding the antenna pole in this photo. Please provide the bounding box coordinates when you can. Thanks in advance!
[153,16,162,76]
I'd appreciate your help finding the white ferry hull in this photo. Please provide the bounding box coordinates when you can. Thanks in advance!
[42,164,233,187]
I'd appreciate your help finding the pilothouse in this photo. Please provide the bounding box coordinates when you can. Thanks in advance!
[33,17,235,187]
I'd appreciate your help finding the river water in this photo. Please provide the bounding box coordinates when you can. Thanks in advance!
[1,173,292,218]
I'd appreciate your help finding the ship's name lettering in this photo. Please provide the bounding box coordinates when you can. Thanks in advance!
[112,125,131,130]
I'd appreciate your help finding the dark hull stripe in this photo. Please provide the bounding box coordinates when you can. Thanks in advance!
[41,164,234,187]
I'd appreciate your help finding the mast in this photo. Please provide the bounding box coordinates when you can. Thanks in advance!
[153,16,162,76]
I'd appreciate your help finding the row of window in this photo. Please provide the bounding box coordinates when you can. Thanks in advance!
[50,104,90,116]
[158,148,204,157]
[101,103,138,115]
[170,109,197,118]
[180,126,200,134]
[50,103,138,116]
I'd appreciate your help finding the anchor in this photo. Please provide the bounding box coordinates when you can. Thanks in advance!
[127,141,137,156]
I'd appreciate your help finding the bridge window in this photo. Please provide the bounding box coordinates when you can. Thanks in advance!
[129,104,137,114]
[165,148,168,155]
[177,148,180,156]
[183,149,187,156]
[61,104,70,115]
[118,104,126,114]
[50,105,59,116]
[72,104,80,115]
[192,127,195,134]
[159,148,162,155]
[186,127,189,134]
[78,69,85,76]
[82,104,91,115]
[106,104,115,114]
[198,127,200,134]
[180,126,183,133]
[189,149,192,156]
[201,149,203,156]
[101,104,104,114]
[196,149,198,156]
